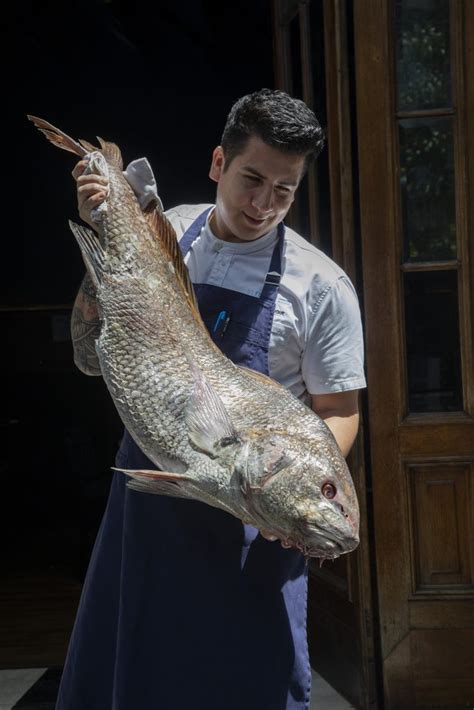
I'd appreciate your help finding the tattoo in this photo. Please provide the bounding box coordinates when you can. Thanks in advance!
[81,272,98,299]
[71,274,102,376]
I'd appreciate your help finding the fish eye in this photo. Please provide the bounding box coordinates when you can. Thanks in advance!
[322,482,337,499]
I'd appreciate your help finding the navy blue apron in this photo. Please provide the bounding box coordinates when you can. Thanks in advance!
[56,209,311,710]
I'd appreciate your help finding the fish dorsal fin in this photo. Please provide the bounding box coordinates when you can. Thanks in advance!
[97,137,123,169]
[143,203,204,325]
[238,365,283,390]
[27,115,88,158]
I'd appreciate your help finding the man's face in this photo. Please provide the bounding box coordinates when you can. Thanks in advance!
[209,135,306,242]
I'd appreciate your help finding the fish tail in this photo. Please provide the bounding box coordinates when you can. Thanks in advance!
[78,138,99,153]
[28,115,124,169]
[97,137,124,170]
[27,115,89,157]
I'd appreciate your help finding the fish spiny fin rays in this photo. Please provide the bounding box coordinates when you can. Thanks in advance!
[27,115,88,158]
[68,220,105,290]
[143,203,203,324]
[97,137,124,170]
[185,359,239,456]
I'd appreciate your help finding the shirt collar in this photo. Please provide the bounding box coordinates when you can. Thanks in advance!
[201,208,279,254]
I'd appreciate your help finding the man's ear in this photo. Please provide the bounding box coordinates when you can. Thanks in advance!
[209,146,225,183]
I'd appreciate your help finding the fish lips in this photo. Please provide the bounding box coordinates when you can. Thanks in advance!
[295,520,360,558]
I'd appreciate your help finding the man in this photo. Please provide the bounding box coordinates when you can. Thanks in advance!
[57,89,366,710]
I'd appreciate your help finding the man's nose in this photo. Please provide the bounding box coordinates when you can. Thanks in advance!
[251,186,273,214]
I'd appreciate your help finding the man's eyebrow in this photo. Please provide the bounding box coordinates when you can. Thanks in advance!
[241,165,299,187]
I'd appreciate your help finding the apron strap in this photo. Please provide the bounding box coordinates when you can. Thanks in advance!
[261,221,284,294]
[179,207,213,256]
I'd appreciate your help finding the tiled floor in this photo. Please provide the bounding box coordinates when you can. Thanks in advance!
[0,667,353,709]
[310,672,354,709]
[0,668,47,709]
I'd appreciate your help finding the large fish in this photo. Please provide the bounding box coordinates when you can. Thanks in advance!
[29,115,360,560]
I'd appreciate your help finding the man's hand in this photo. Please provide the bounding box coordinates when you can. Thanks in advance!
[72,160,109,229]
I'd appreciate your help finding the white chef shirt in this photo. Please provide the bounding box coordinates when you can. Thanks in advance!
[165,203,366,402]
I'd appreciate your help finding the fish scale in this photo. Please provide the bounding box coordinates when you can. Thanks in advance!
[29,114,360,559]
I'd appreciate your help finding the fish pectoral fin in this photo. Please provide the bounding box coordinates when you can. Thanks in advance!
[111,467,192,482]
[185,360,239,456]
[68,221,105,290]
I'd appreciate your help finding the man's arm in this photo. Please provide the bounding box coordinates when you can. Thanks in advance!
[71,273,102,376]
[311,390,360,457]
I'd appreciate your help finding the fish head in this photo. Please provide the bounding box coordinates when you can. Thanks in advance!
[236,430,360,559]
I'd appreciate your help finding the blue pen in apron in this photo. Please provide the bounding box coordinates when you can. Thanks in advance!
[213,310,231,337]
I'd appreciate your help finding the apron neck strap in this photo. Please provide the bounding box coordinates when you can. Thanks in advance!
[262,221,285,288]
[179,207,213,257]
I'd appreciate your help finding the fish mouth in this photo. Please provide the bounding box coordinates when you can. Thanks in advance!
[289,523,359,559]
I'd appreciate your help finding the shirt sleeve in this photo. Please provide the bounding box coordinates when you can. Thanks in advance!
[301,275,367,395]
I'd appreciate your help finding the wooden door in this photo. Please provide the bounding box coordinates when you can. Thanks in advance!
[354,1,474,706]
[272,2,378,707]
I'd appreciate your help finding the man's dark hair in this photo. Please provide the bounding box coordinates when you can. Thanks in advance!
[221,88,325,171]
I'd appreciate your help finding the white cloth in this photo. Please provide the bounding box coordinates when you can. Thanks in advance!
[123,158,163,211]
[165,203,367,401]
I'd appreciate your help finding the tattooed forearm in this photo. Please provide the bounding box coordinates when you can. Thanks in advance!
[71,273,102,376]
[80,272,98,299]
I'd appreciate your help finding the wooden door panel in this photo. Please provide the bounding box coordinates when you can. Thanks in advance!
[414,678,474,707]
[407,462,474,591]
[400,418,474,456]
[411,629,474,704]
[410,601,474,627]
[354,0,474,706]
